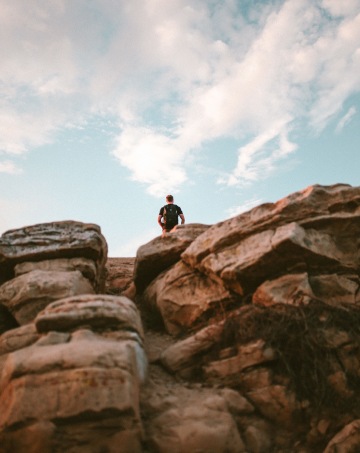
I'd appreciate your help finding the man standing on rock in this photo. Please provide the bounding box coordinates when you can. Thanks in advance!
[158,194,185,233]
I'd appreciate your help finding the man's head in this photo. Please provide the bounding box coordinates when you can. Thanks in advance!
[166,194,174,203]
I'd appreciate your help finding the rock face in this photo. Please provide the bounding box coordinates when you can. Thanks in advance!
[0,221,147,453]
[0,221,107,291]
[136,183,360,452]
[105,257,136,299]
[1,184,360,453]
[134,223,210,292]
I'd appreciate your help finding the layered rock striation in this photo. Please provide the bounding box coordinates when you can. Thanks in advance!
[0,221,146,453]
[1,184,360,452]
[136,183,360,452]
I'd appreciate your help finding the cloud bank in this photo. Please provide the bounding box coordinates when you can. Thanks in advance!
[1,0,359,195]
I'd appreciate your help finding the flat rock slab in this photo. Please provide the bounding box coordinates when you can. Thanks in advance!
[0,221,108,288]
[15,257,98,289]
[35,294,144,341]
[182,184,360,269]
[134,223,210,292]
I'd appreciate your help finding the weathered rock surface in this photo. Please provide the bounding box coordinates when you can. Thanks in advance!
[142,260,235,335]
[35,294,144,341]
[0,270,94,325]
[182,183,360,268]
[15,257,98,287]
[0,221,146,452]
[0,221,108,290]
[135,183,360,452]
[105,257,136,299]
[0,295,146,453]
[134,223,210,292]
[1,184,360,452]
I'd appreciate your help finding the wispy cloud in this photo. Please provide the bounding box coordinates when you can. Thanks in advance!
[0,160,22,174]
[335,106,357,132]
[0,0,359,193]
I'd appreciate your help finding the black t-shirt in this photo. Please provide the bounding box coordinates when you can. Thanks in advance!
[159,204,183,226]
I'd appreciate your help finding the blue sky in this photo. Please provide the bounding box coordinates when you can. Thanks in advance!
[0,0,359,256]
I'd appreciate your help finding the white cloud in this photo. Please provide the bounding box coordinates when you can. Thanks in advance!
[322,0,360,16]
[335,106,357,132]
[221,120,297,186]
[113,126,187,196]
[308,11,360,129]
[0,160,22,174]
[0,0,359,190]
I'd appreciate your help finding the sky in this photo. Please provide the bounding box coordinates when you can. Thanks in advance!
[0,0,359,257]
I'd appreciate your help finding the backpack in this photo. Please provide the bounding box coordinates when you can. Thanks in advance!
[163,204,178,227]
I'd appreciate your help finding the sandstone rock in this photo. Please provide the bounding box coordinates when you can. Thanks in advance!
[240,367,273,391]
[15,257,98,289]
[323,419,360,453]
[309,274,360,306]
[253,273,314,306]
[147,395,246,453]
[105,257,135,296]
[134,223,210,292]
[253,273,360,307]
[35,294,144,341]
[0,324,39,356]
[0,270,94,325]
[0,421,55,453]
[197,218,360,295]
[143,260,235,335]
[0,221,108,290]
[182,184,360,269]
[246,385,300,428]
[160,319,229,373]
[203,340,277,384]
[0,333,146,442]
[35,331,71,346]
[0,418,142,453]
[218,388,255,414]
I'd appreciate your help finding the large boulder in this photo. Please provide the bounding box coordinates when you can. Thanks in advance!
[184,216,360,296]
[0,295,146,452]
[14,257,98,289]
[142,261,235,335]
[182,184,360,269]
[35,294,144,342]
[140,184,360,342]
[134,223,210,292]
[0,221,108,291]
[0,336,143,453]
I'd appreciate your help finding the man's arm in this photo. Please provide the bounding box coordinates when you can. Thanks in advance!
[179,214,185,225]
[158,215,163,229]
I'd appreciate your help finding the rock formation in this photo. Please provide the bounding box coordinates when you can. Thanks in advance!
[1,184,360,452]
[136,183,360,452]
[0,221,146,453]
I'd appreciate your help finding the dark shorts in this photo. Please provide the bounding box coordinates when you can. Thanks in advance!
[162,224,177,233]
